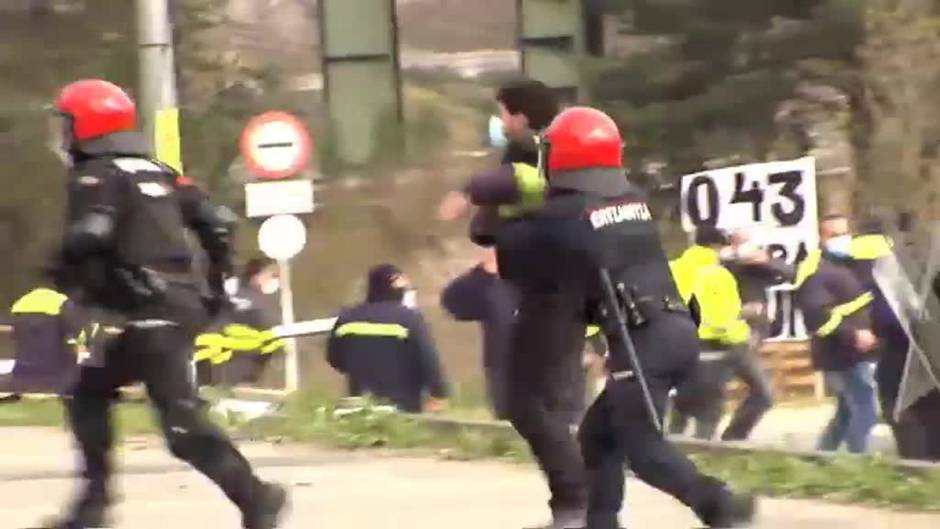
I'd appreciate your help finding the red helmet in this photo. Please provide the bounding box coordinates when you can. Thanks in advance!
[55,80,136,142]
[544,106,623,172]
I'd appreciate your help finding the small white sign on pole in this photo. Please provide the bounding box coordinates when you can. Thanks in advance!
[245,180,315,218]
[257,214,308,392]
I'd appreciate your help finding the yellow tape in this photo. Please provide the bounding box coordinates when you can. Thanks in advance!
[154,107,184,174]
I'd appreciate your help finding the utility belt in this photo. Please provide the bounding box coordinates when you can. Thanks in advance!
[594,286,690,331]
[621,293,690,329]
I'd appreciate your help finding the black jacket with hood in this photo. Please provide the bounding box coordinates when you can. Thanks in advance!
[326,264,449,412]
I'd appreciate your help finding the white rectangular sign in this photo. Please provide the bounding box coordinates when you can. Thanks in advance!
[680,157,819,341]
[245,180,315,218]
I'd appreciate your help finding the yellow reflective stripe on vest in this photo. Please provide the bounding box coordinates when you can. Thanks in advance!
[794,249,822,288]
[335,322,410,340]
[498,163,545,218]
[586,325,601,338]
[851,235,893,260]
[816,292,874,337]
[10,288,68,316]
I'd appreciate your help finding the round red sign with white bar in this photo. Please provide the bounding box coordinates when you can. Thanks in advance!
[240,111,313,180]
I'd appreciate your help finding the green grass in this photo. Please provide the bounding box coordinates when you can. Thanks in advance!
[0,396,165,438]
[255,392,940,511]
[246,391,530,462]
[691,451,940,510]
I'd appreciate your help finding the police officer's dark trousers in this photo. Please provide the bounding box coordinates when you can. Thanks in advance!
[506,294,588,515]
[579,313,730,529]
[65,286,264,519]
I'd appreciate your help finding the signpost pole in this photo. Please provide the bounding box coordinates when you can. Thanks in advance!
[278,259,300,393]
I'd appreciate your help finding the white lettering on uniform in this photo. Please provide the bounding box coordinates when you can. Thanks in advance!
[113,157,163,174]
[137,182,171,197]
[589,202,652,229]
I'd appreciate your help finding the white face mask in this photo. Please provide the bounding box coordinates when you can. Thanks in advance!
[402,290,417,308]
[261,278,281,295]
[824,235,853,257]
[488,115,509,149]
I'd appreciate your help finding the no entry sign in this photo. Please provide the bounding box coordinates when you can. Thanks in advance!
[240,111,313,179]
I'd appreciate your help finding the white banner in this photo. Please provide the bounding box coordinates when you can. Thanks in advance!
[680,157,819,341]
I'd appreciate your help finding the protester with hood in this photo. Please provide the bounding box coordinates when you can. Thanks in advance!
[327,264,449,413]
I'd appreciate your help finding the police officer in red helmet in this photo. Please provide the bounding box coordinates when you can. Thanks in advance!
[44,79,287,529]
[496,107,755,528]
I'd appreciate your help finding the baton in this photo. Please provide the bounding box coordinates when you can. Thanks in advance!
[598,268,663,434]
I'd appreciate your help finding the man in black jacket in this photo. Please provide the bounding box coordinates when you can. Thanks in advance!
[796,214,880,454]
[439,80,591,528]
[440,248,518,420]
[327,264,449,413]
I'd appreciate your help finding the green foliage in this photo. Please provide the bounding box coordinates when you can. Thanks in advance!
[691,451,940,510]
[589,0,865,178]
[254,392,528,461]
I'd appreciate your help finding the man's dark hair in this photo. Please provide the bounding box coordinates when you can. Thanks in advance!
[694,226,728,247]
[496,78,560,131]
[241,256,276,282]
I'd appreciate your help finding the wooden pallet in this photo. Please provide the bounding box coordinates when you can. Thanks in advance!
[727,341,823,401]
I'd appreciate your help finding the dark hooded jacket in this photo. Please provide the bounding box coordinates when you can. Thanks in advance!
[326,264,449,412]
[796,251,875,371]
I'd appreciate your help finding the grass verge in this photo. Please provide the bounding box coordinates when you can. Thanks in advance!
[252,392,940,511]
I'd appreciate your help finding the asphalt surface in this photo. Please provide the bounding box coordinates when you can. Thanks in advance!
[1,428,938,529]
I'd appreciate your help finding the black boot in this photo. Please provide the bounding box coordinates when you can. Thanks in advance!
[33,488,111,529]
[701,492,756,528]
[242,482,288,529]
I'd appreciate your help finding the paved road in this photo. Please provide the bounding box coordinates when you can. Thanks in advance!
[0,428,938,529]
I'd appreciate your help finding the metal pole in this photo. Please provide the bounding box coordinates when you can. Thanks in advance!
[278,259,300,392]
[136,0,179,154]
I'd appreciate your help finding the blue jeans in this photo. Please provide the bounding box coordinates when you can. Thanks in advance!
[818,362,878,454]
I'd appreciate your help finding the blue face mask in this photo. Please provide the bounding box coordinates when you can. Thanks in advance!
[488,115,508,149]
[824,235,853,257]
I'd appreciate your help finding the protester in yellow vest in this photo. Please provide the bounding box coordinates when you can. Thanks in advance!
[667,227,754,440]
[6,287,84,395]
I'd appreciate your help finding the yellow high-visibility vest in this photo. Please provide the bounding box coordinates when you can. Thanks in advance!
[497,163,546,219]
[670,245,750,345]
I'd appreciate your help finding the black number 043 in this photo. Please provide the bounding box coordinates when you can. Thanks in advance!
[686,170,805,227]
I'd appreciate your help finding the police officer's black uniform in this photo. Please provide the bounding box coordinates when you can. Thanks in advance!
[497,154,753,527]
[51,131,284,529]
